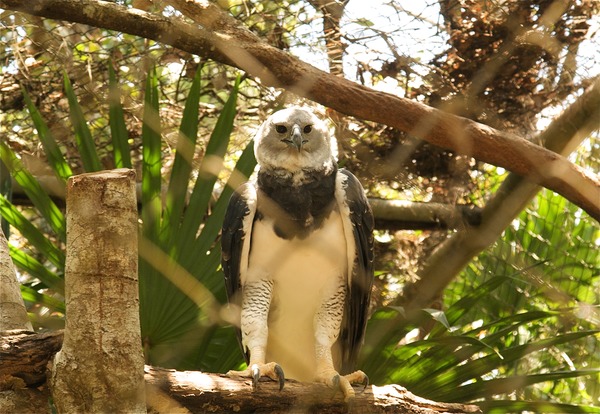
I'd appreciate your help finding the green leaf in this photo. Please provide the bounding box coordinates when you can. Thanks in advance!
[138,67,165,353]
[161,67,202,247]
[355,18,375,27]
[481,400,600,413]
[108,65,132,169]
[1,159,12,237]
[456,369,600,402]
[20,285,65,314]
[442,276,510,328]
[140,66,162,241]
[0,194,65,271]
[193,325,245,373]
[10,245,64,294]
[22,88,72,182]
[422,308,451,330]
[177,76,241,256]
[63,72,102,172]
[0,141,66,242]
[191,139,257,263]
[426,330,599,400]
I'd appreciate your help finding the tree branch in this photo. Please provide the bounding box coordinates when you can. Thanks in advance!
[1,0,599,220]
[395,64,600,312]
[9,174,483,230]
[144,365,481,414]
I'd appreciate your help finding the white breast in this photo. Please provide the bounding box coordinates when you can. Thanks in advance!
[245,210,348,381]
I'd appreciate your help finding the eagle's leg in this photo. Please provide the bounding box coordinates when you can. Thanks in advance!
[313,283,367,401]
[226,279,285,390]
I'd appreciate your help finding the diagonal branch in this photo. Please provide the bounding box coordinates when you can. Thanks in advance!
[2,0,599,220]
[398,77,600,312]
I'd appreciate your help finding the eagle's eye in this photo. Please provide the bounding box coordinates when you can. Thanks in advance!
[303,125,313,133]
[275,125,288,134]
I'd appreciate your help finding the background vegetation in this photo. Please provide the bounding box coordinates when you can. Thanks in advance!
[1,0,598,412]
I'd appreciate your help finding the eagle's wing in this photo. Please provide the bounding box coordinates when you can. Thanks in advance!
[336,169,374,374]
[221,182,257,364]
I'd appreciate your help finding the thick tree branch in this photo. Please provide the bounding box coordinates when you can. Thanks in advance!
[144,365,481,413]
[0,330,63,387]
[1,0,599,220]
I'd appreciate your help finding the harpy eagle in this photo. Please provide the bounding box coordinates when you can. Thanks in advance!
[221,107,374,399]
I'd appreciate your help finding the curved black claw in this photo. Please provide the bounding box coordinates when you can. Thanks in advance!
[249,363,285,391]
[251,364,261,389]
[274,364,285,391]
[360,375,369,393]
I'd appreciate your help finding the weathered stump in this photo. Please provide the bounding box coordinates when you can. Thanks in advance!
[49,169,145,413]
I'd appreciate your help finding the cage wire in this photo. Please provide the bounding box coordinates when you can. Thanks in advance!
[1,0,599,403]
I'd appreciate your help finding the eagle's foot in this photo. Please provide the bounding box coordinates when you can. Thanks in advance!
[227,362,285,391]
[316,369,369,401]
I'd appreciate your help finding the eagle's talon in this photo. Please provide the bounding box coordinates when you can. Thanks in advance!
[274,364,285,391]
[228,362,285,391]
[360,375,369,392]
[251,364,261,389]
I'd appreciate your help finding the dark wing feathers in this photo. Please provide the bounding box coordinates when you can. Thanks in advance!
[221,185,249,301]
[338,169,375,374]
[221,183,255,363]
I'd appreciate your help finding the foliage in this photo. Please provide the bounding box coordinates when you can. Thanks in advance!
[362,274,599,411]
[1,65,255,371]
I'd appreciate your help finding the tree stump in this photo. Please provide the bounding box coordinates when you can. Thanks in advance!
[49,169,146,413]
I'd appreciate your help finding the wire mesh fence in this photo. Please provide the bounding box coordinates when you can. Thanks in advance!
[1,0,598,408]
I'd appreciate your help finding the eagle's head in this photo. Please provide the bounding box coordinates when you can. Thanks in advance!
[254,107,337,174]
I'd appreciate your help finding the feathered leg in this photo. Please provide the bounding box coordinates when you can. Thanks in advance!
[227,279,285,390]
[313,282,368,401]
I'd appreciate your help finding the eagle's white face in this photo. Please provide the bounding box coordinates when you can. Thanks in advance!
[254,107,336,173]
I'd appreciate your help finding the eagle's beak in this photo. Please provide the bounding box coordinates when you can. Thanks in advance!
[291,124,303,151]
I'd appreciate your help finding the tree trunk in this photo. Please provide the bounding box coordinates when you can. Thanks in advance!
[49,169,146,413]
[0,225,33,332]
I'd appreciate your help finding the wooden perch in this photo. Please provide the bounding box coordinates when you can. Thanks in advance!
[0,330,63,387]
[145,365,481,414]
[0,330,480,413]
